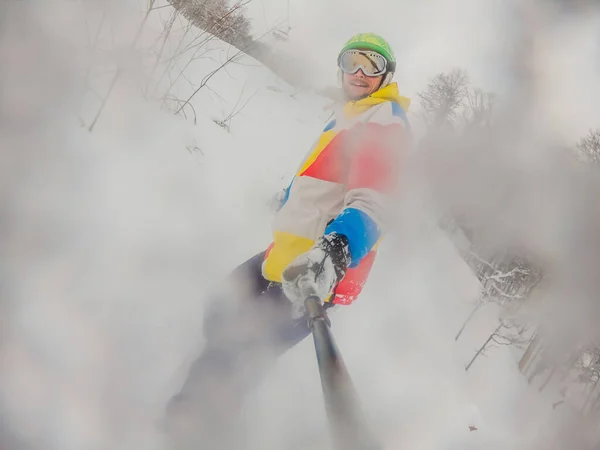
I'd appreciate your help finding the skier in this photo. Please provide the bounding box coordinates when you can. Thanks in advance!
[164,33,411,448]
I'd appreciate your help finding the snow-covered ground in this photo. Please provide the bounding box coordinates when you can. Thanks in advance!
[1,2,599,450]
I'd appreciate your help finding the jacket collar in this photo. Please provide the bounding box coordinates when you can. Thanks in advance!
[343,82,411,118]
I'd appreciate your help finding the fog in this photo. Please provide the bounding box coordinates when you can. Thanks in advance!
[1,0,600,449]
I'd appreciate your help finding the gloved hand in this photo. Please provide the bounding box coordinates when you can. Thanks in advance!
[282,233,351,318]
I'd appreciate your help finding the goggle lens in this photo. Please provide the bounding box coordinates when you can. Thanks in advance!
[339,50,387,77]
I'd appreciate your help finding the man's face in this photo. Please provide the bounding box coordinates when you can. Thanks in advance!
[342,69,383,101]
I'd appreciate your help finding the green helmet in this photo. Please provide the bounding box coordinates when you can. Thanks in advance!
[338,33,396,73]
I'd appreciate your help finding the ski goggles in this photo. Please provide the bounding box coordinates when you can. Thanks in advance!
[338,50,388,77]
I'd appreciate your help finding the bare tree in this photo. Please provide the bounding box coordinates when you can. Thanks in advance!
[465,319,531,371]
[462,88,496,131]
[519,334,541,374]
[524,338,600,412]
[87,0,159,131]
[146,7,180,94]
[170,0,252,49]
[417,69,469,131]
[455,250,543,341]
[455,297,484,341]
[576,128,600,166]
[163,20,283,121]
[213,85,259,131]
[576,347,600,414]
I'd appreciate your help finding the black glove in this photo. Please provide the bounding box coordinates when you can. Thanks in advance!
[281,233,351,317]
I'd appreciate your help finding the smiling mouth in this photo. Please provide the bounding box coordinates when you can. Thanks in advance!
[350,81,368,88]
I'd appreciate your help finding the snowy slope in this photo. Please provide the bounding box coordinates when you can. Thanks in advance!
[0,3,556,450]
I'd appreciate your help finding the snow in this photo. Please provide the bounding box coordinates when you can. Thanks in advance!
[1,1,596,450]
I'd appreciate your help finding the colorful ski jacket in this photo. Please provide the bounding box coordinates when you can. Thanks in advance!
[262,82,411,305]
